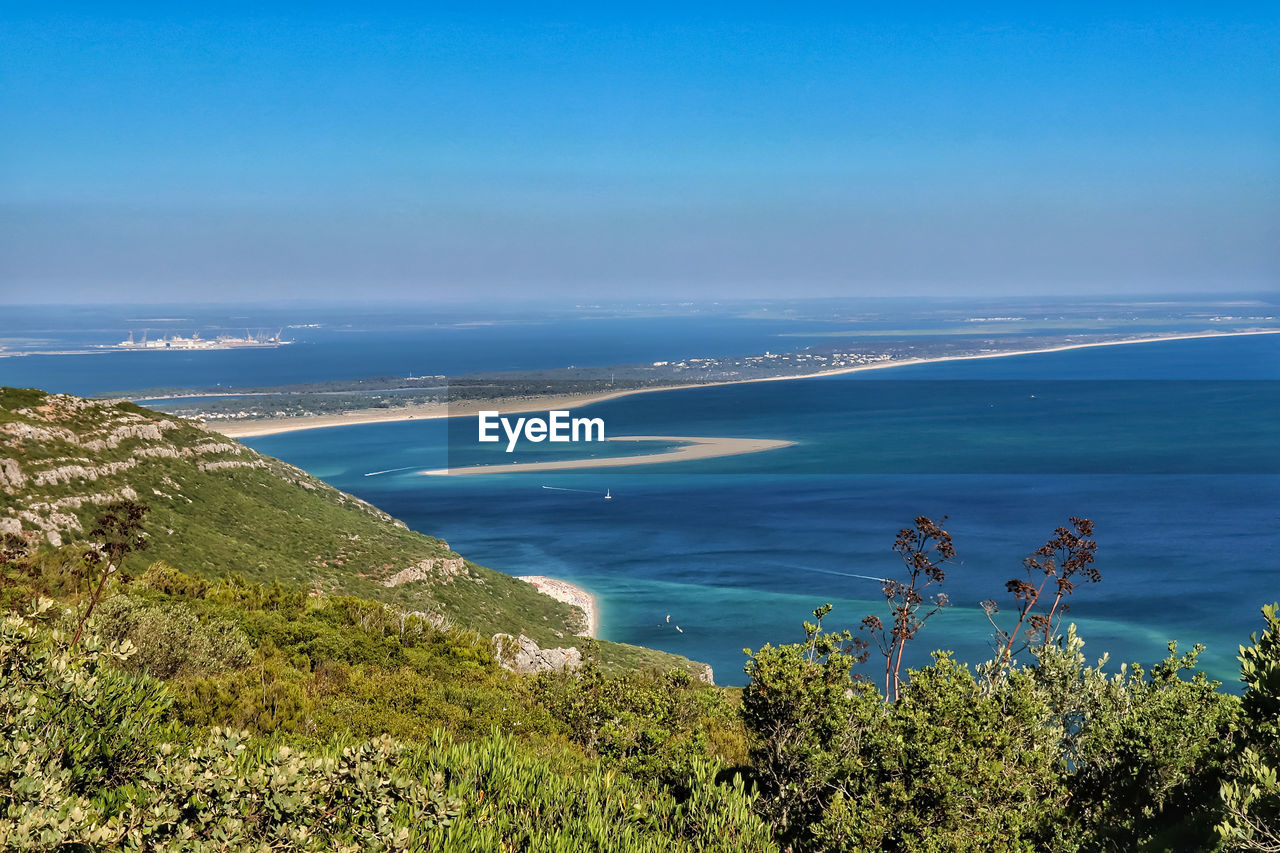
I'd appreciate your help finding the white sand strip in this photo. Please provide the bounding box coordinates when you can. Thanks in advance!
[518,575,598,638]
[420,435,795,476]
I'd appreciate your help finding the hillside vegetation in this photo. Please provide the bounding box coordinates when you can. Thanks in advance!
[0,387,698,672]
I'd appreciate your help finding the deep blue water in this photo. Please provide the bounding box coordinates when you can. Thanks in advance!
[236,334,1280,687]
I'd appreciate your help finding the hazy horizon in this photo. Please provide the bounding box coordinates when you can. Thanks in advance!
[7,290,1280,310]
[3,3,1276,303]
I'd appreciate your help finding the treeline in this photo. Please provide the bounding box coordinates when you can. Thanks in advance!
[1,513,1278,850]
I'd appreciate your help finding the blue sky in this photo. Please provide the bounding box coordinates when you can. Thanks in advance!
[2,3,1276,302]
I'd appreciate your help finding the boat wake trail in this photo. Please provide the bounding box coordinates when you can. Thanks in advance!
[798,566,892,584]
[364,465,421,477]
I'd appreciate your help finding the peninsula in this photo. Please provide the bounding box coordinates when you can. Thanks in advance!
[207,329,1280,439]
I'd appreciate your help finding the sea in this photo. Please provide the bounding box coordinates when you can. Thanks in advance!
[3,301,1277,686]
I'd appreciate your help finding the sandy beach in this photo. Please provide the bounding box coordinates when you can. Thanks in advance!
[211,329,1280,440]
[212,391,654,439]
[420,435,796,476]
[518,575,598,638]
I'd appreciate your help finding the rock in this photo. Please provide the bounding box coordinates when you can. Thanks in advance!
[28,486,139,514]
[187,440,237,456]
[381,557,466,587]
[0,458,26,493]
[32,458,140,486]
[134,446,183,459]
[491,633,583,674]
[81,420,171,450]
[1,422,78,444]
[696,664,715,685]
[197,459,267,473]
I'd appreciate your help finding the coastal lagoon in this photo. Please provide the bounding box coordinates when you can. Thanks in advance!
[239,333,1280,686]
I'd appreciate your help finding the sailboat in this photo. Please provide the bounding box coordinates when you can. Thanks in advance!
[604,489,612,500]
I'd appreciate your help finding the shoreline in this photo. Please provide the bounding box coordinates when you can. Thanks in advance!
[210,392,641,438]
[420,435,796,476]
[518,575,598,638]
[210,329,1280,439]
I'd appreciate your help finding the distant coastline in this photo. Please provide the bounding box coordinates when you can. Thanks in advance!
[211,329,1280,439]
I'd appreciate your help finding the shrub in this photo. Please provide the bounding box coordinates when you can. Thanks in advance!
[1218,603,1280,851]
[0,599,170,841]
[94,594,252,679]
[0,605,774,852]
[534,661,746,785]
[1030,626,1239,850]
[744,606,1068,852]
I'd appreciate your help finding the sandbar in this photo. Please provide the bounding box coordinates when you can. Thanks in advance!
[420,435,795,476]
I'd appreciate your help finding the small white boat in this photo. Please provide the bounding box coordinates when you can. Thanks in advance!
[604,489,612,500]
[675,625,683,633]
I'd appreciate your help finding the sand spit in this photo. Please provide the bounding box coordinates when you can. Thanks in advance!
[420,435,795,476]
[210,329,1280,440]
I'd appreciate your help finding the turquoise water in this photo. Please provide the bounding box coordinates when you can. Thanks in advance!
[243,334,1280,687]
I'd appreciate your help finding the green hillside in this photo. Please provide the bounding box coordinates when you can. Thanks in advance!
[0,387,695,673]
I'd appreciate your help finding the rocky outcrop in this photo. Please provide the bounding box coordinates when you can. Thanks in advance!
[381,557,466,587]
[18,394,100,421]
[2,422,79,444]
[32,458,143,486]
[197,459,267,473]
[28,486,139,515]
[81,420,174,450]
[11,507,81,545]
[133,446,184,460]
[187,440,238,456]
[696,664,715,685]
[491,633,583,674]
[0,458,26,493]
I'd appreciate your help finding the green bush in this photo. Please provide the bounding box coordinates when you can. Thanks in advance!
[533,661,747,785]
[95,594,252,679]
[0,604,774,852]
[1031,626,1239,850]
[1218,603,1280,851]
[744,608,1068,852]
[0,600,171,841]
